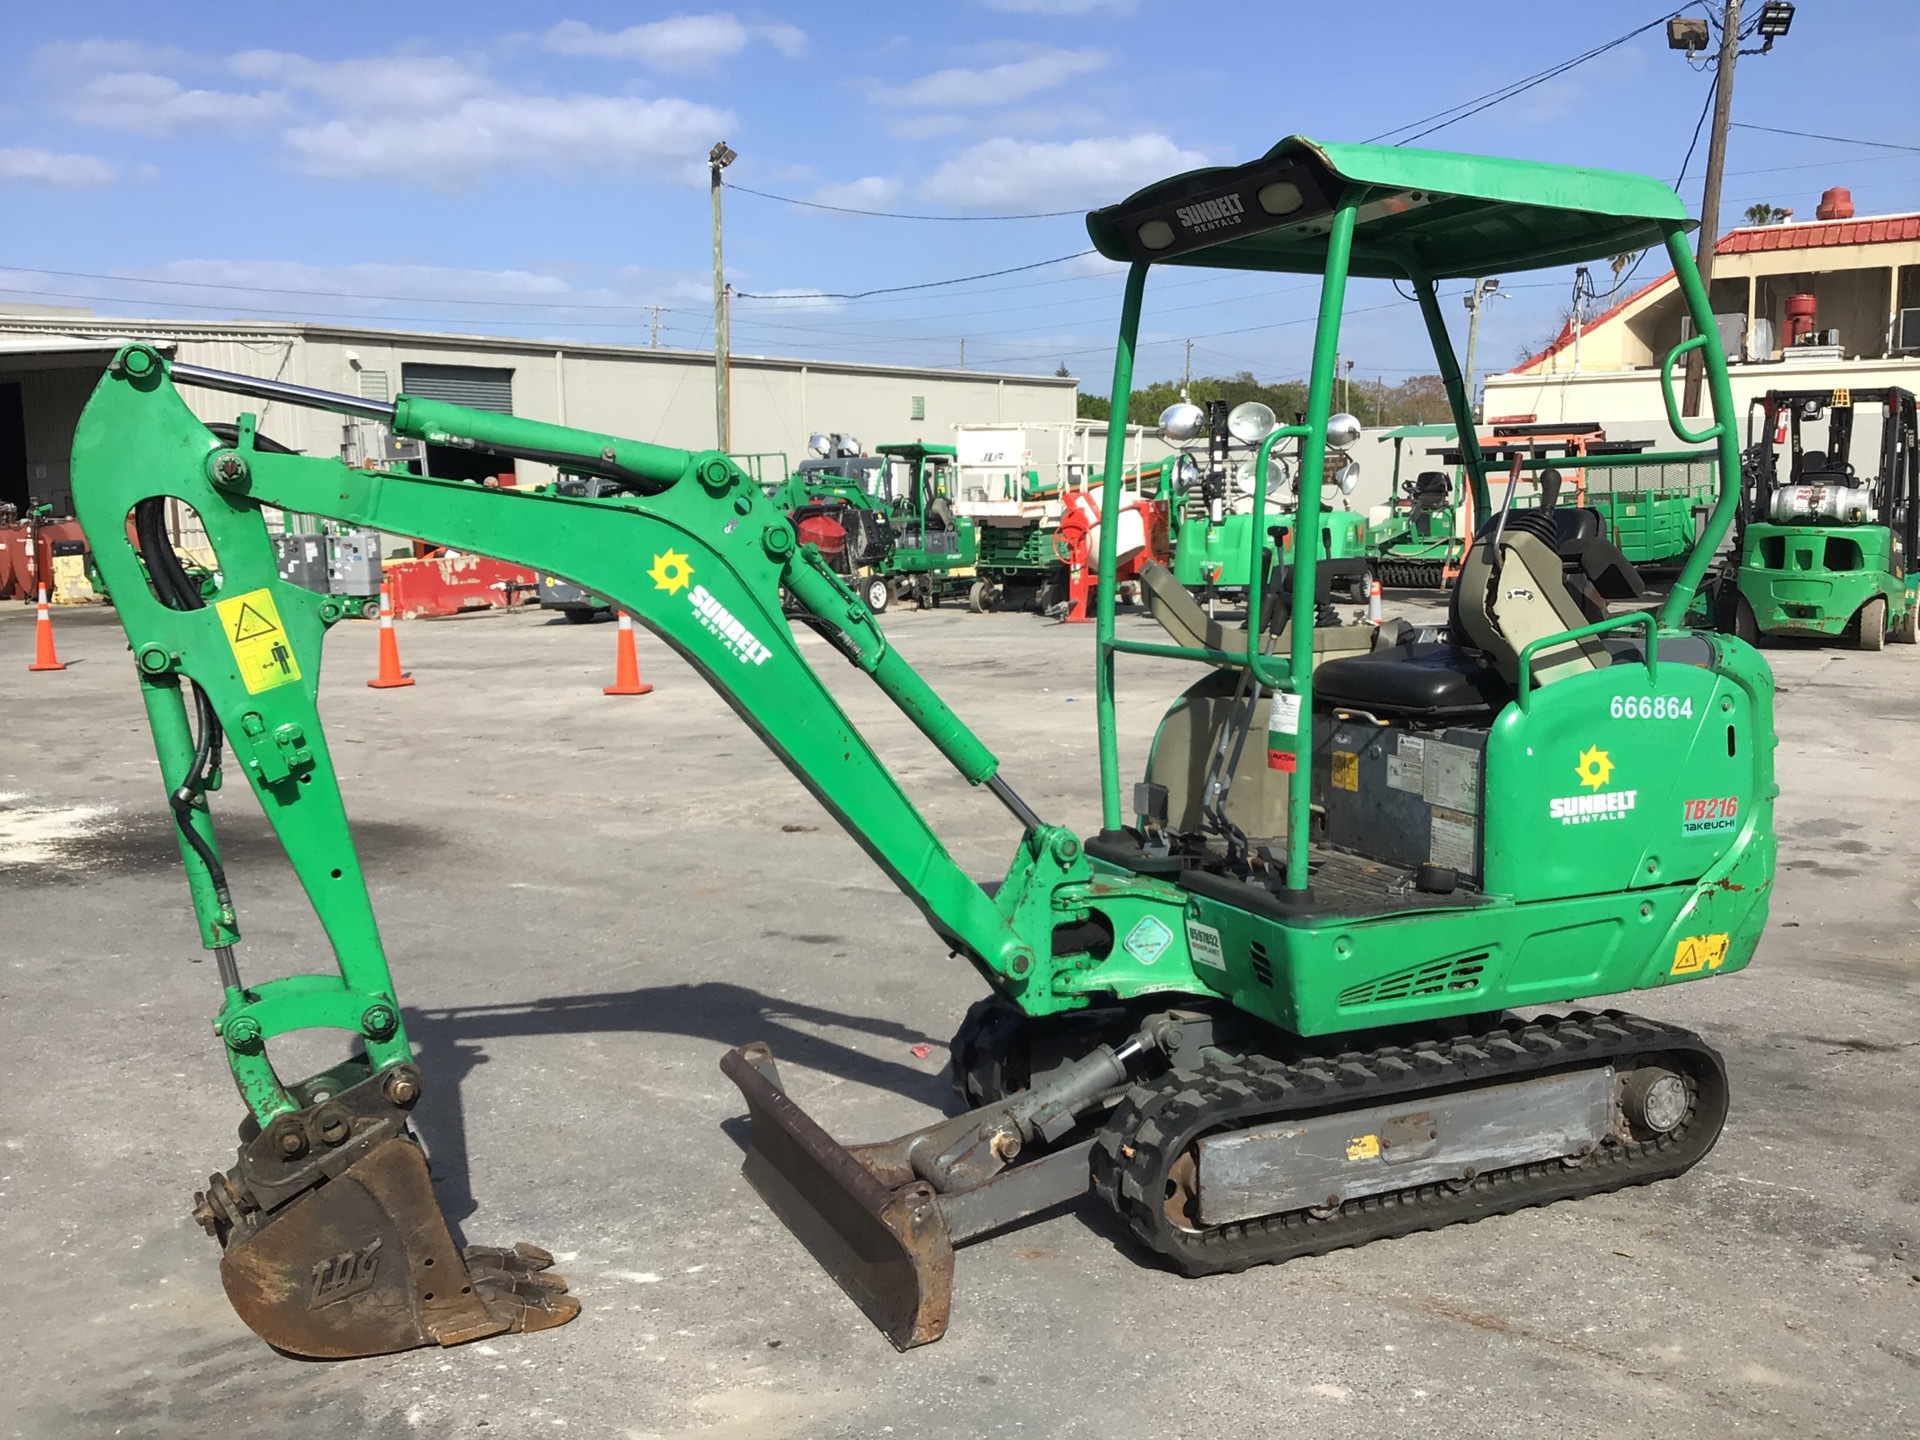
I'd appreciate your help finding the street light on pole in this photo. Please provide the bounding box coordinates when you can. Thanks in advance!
[709,140,737,451]
[1462,277,1503,422]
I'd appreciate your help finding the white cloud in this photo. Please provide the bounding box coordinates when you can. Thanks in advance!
[753,23,809,59]
[810,176,902,211]
[0,147,118,188]
[978,0,1141,13]
[33,39,197,71]
[142,259,578,303]
[228,49,489,110]
[884,114,969,142]
[884,48,1108,107]
[541,14,806,68]
[0,258,706,329]
[285,92,732,184]
[64,71,287,134]
[921,133,1205,210]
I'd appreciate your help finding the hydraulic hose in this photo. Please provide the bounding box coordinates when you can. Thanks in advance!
[133,498,235,931]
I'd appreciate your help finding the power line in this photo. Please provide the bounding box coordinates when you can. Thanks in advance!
[1674,72,1720,187]
[1730,122,1920,154]
[1366,9,1689,146]
[732,249,1096,302]
[723,180,1081,221]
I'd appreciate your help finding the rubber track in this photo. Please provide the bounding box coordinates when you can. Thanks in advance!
[1090,1010,1727,1276]
[1375,559,1446,589]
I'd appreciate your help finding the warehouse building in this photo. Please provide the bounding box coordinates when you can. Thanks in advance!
[0,309,1079,516]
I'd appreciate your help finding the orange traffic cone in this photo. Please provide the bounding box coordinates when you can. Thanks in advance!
[367,582,414,689]
[28,584,66,672]
[1367,575,1383,626]
[603,612,653,696]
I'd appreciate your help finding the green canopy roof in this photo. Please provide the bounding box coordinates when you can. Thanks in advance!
[1086,136,1692,281]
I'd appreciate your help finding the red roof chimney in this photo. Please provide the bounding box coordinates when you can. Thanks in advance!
[1816,187,1854,221]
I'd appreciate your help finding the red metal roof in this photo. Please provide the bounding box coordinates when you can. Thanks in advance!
[1510,211,1920,373]
[1718,214,1920,253]
[1513,267,1674,373]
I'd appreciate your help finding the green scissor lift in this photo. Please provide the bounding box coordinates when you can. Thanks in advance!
[69,135,1773,1360]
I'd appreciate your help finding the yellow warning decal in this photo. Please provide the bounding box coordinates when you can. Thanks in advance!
[1345,1134,1380,1161]
[214,587,302,694]
[1669,932,1731,976]
[1331,751,1359,792]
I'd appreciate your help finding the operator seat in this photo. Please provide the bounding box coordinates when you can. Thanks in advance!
[1313,506,1628,720]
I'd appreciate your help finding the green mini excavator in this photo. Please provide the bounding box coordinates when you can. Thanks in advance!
[71,136,1774,1359]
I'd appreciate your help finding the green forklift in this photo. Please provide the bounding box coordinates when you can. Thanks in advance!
[1716,386,1918,648]
[69,135,1773,1361]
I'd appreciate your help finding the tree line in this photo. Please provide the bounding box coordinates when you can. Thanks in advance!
[1074,371,1455,429]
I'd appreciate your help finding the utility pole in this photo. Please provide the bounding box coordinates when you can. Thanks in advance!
[1683,0,1740,415]
[709,140,737,450]
[1674,0,1794,412]
[1571,265,1595,375]
[1462,277,1502,423]
[959,339,965,370]
[650,305,660,349]
[1183,339,1193,395]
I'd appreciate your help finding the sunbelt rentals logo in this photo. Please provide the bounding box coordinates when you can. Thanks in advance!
[649,550,772,666]
[1174,193,1245,235]
[1547,745,1637,825]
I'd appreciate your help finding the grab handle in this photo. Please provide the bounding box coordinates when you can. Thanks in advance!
[1659,336,1724,446]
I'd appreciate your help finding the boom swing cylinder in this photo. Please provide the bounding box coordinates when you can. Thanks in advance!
[70,136,1776,1359]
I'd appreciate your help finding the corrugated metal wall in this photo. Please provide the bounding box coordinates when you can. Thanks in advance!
[399,363,514,414]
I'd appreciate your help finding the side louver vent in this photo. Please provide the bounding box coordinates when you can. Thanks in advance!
[1338,953,1489,1008]
[1249,941,1275,989]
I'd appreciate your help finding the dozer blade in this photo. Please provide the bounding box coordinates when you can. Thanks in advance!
[213,1133,580,1359]
[721,1043,953,1351]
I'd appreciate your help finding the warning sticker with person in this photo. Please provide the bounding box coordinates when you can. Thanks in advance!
[213,587,302,694]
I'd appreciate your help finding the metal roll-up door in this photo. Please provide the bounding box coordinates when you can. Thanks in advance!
[400,363,514,414]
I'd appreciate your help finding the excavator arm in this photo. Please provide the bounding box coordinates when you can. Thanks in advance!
[70,345,1192,1358]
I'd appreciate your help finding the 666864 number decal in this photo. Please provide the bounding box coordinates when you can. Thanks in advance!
[1610,694,1693,720]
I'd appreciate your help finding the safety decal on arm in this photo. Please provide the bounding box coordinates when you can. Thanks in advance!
[214,587,302,693]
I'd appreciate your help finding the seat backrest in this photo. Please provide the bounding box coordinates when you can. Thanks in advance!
[1451,524,1608,686]
[1488,531,1608,684]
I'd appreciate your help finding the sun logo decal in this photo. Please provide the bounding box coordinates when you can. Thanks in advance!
[1575,745,1614,791]
[648,550,693,594]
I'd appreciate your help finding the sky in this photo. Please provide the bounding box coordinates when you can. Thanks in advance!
[1,1,1916,394]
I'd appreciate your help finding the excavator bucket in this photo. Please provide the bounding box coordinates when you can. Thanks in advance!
[192,1062,581,1360]
[211,1134,579,1358]
[721,1043,954,1350]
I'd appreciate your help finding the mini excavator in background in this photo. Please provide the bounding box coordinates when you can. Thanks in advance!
[70,136,1775,1358]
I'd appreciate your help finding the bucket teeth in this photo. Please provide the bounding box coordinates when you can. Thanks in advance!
[466,1244,582,1332]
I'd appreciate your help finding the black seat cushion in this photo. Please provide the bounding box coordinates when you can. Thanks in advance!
[1314,642,1512,719]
